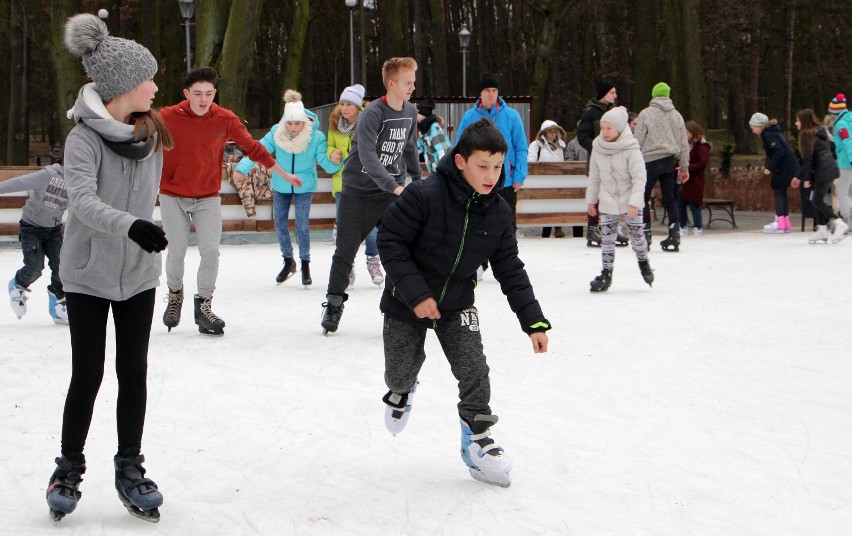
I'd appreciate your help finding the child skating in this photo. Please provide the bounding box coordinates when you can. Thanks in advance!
[1,162,69,323]
[585,106,653,291]
[377,119,550,487]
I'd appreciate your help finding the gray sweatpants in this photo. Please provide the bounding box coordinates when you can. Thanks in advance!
[159,194,222,298]
[837,168,852,221]
[384,308,491,424]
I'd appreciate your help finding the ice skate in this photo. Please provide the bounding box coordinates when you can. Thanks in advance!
[638,260,654,287]
[586,224,602,247]
[162,288,183,331]
[301,261,312,287]
[460,415,512,488]
[347,267,356,289]
[8,278,29,319]
[276,257,297,285]
[830,218,849,244]
[589,268,612,292]
[615,224,629,247]
[47,285,68,325]
[383,380,418,436]
[114,454,162,523]
[808,225,831,244]
[194,295,225,336]
[366,255,384,286]
[693,227,703,236]
[660,223,681,252]
[763,217,782,234]
[46,456,85,523]
[321,296,344,335]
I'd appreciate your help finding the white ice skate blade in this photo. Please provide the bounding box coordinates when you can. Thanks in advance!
[831,234,848,244]
[468,467,511,488]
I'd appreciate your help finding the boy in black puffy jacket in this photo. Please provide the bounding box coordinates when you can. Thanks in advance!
[377,118,550,488]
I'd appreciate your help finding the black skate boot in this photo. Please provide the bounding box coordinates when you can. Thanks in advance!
[638,260,654,287]
[589,268,613,292]
[301,260,312,286]
[114,454,162,523]
[276,257,297,284]
[660,223,681,252]
[586,225,602,247]
[321,295,345,335]
[46,456,86,523]
[162,288,183,332]
[644,229,652,247]
[194,295,225,335]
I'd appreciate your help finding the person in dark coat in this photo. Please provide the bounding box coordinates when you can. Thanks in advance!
[678,121,711,235]
[796,108,845,242]
[749,113,801,233]
[377,118,550,488]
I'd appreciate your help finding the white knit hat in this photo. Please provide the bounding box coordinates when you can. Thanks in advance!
[282,90,309,122]
[339,84,365,106]
[600,106,628,133]
[748,112,769,127]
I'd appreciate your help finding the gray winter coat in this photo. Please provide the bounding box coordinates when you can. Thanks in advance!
[0,164,67,228]
[60,84,163,301]
[635,97,689,170]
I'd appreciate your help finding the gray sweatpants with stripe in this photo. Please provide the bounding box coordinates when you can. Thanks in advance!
[384,307,491,424]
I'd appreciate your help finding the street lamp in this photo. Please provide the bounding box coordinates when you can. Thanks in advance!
[345,0,357,85]
[178,0,194,73]
[458,25,471,97]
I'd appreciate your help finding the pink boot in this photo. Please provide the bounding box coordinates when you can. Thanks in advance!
[780,215,792,232]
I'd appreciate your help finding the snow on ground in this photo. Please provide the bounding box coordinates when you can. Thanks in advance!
[1,229,851,536]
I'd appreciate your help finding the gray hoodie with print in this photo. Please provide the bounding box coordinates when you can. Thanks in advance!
[59,84,163,301]
[0,164,67,228]
[634,97,689,171]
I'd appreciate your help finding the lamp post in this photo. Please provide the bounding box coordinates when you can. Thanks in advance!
[178,0,195,73]
[458,25,471,97]
[345,0,357,85]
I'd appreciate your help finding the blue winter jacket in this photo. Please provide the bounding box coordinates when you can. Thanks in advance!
[760,124,800,189]
[456,98,528,187]
[235,108,341,194]
[834,110,852,169]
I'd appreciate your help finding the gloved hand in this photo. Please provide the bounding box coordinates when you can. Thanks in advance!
[128,220,168,253]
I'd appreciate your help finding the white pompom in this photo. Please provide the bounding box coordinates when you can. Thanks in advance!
[283,89,302,104]
[64,13,109,57]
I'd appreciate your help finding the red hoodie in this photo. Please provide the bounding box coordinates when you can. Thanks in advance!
[160,101,276,198]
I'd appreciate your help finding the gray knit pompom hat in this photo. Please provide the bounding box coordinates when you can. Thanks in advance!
[64,13,157,101]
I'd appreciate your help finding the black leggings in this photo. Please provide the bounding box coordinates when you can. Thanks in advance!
[811,181,835,225]
[61,289,155,463]
[643,156,678,230]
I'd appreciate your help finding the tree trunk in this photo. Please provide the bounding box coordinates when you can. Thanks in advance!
[382,0,404,58]
[632,0,663,112]
[528,0,571,130]
[6,1,28,165]
[280,0,310,115]
[48,0,83,143]
[663,0,707,125]
[218,0,265,118]
[196,0,229,68]
[429,0,449,95]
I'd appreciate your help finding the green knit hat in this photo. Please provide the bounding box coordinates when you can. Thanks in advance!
[651,82,671,98]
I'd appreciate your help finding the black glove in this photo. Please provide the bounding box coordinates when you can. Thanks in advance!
[128,220,168,253]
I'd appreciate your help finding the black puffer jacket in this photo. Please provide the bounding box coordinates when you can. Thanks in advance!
[799,128,839,184]
[576,99,614,153]
[378,148,550,334]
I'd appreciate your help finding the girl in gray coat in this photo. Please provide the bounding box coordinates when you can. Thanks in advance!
[585,107,654,291]
[45,14,174,524]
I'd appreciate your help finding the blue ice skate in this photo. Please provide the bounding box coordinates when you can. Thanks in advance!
[8,278,29,319]
[114,454,163,523]
[460,414,512,488]
[48,285,68,325]
[46,456,86,523]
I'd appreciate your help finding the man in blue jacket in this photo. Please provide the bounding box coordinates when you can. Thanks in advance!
[456,73,528,233]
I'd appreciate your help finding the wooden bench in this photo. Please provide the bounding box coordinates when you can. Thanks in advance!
[654,195,737,229]
[1,162,590,236]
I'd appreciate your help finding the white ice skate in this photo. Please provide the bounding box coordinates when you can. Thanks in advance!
[8,278,29,319]
[830,219,849,244]
[383,380,418,436]
[460,415,512,488]
[763,219,782,234]
[808,225,831,244]
[366,255,384,286]
[48,286,69,325]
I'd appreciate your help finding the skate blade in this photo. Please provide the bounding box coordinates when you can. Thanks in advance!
[831,235,848,244]
[49,508,67,524]
[124,505,160,523]
[197,326,224,336]
[468,467,511,488]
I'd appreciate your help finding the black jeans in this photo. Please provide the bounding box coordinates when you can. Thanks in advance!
[643,156,678,230]
[61,289,155,463]
[16,220,63,292]
[772,185,790,216]
[811,181,835,225]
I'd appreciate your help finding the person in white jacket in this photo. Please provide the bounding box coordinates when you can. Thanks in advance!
[528,120,567,237]
[585,107,653,292]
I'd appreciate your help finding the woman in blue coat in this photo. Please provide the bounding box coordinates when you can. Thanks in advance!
[234,90,342,285]
[749,113,801,233]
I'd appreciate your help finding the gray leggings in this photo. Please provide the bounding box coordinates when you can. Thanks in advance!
[384,309,491,424]
[599,212,648,270]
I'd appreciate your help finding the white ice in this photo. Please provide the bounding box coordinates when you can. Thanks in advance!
[1,230,851,536]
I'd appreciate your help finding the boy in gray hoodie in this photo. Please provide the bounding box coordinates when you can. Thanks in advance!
[2,162,69,323]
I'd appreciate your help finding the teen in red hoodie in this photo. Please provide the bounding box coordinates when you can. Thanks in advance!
[159,67,299,335]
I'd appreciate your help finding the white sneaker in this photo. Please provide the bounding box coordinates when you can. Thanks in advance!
[808,225,830,244]
[460,415,512,487]
[8,278,29,319]
[830,219,849,244]
[366,255,384,286]
[679,227,688,237]
[476,267,484,281]
[693,227,703,236]
[383,381,417,436]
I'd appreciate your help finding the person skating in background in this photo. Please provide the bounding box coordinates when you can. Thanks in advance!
[829,94,852,233]
[233,90,341,288]
[628,111,638,133]
[2,162,69,324]
[326,84,385,288]
[576,80,617,247]
[678,121,711,236]
[159,67,297,335]
[748,113,801,234]
[320,57,422,335]
[378,118,550,488]
[795,109,845,243]
[585,107,652,292]
[46,13,173,523]
[416,98,451,174]
[635,82,690,251]
[528,119,568,238]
